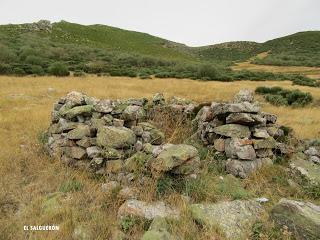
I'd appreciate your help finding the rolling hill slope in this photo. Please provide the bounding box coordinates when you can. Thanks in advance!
[0,20,319,83]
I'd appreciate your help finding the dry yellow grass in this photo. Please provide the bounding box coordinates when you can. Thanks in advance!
[0,75,319,239]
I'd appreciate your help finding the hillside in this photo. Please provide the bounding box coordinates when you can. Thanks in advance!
[0,20,319,84]
[253,31,320,67]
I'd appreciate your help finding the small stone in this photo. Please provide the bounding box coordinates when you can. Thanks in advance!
[305,147,319,156]
[253,128,270,139]
[113,118,124,127]
[153,93,165,105]
[214,139,225,152]
[310,156,320,164]
[122,105,146,121]
[86,146,101,159]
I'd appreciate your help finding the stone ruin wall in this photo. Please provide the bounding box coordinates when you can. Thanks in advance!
[46,90,289,181]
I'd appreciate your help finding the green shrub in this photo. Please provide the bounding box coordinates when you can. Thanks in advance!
[0,63,11,74]
[197,64,220,80]
[31,65,45,75]
[12,67,26,76]
[265,94,288,106]
[256,86,313,107]
[48,62,69,76]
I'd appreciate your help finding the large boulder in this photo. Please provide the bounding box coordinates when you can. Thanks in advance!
[150,144,200,175]
[118,200,180,220]
[211,102,260,116]
[96,126,136,149]
[271,199,320,240]
[190,200,266,240]
[213,124,251,138]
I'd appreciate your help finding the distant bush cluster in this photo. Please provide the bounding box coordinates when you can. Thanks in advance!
[255,86,313,107]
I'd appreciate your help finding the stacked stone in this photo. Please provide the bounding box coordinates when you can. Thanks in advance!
[46,91,200,183]
[195,89,284,178]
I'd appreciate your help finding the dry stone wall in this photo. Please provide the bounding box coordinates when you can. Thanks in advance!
[46,91,200,184]
[194,89,287,178]
[46,89,288,180]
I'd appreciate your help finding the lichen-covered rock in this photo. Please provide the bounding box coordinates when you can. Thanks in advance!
[214,139,225,152]
[253,137,277,149]
[118,200,180,220]
[67,125,91,140]
[97,126,136,149]
[102,147,123,160]
[233,89,254,103]
[124,152,151,172]
[95,99,113,113]
[153,93,165,105]
[213,124,251,138]
[253,128,270,139]
[271,199,320,240]
[61,105,94,120]
[190,200,266,240]
[150,144,200,175]
[226,113,265,125]
[122,105,146,121]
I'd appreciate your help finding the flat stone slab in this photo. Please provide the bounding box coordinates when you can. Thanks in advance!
[190,200,266,240]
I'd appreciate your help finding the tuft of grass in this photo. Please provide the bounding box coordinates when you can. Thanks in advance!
[59,179,83,193]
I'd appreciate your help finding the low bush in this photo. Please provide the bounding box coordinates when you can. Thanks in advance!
[255,86,313,107]
[48,62,70,76]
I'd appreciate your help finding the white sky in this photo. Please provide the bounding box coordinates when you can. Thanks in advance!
[1,0,319,46]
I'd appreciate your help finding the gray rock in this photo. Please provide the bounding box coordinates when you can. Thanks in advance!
[226,113,265,125]
[150,144,200,175]
[310,156,320,164]
[122,105,146,121]
[233,89,254,103]
[261,112,277,124]
[95,99,113,113]
[86,146,101,159]
[253,128,270,139]
[190,200,266,240]
[271,199,320,240]
[118,200,180,220]
[153,93,165,105]
[305,147,319,156]
[214,139,225,152]
[226,158,273,178]
[253,137,277,149]
[213,124,251,138]
[225,138,256,160]
[211,102,260,116]
[97,126,136,149]
[67,125,91,140]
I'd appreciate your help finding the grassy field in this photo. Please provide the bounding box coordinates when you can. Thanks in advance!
[1,76,319,239]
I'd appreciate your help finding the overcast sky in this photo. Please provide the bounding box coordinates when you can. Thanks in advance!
[1,0,319,46]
